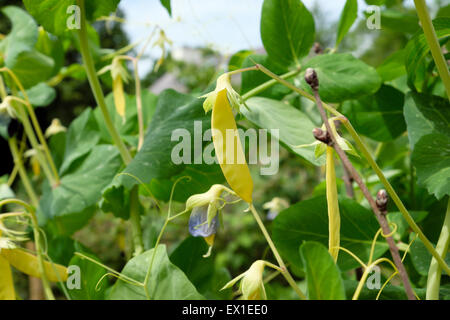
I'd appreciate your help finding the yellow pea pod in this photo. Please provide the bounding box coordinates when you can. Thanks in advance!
[0,255,15,300]
[326,146,340,262]
[1,248,68,282]
[211,89,253,203]
[113,75,126,119]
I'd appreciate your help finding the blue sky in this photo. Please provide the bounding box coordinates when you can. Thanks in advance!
[118,0,436,75]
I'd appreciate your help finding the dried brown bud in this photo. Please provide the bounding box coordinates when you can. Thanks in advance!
[313,127,331,145]
[305,68,319,90]
[313,42,323,54]
[376,189,388,213]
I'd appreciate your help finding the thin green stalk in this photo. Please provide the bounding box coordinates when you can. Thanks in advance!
[76,0,132,165]
[252,62,450,275]
[426,198,450,300]
[242,68,301,101]
[129,186,144,256]
[15,104,56,186]
[77,0,144,258]
[0,199,54,300]
[249,204,306,300]
[414,0,450,100]
[8,138,39,207]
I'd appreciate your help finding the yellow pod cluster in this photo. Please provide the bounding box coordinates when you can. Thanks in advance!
[211,89,253,203]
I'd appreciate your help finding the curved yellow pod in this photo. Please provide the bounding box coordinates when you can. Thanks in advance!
[211,89,253,203]
[1,248,68,282]
[0,255,15,300]
[326,146,340,262]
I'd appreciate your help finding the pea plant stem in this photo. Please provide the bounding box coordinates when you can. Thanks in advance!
[308,78,416,300]
[76,0,144,255]
[241,68,301,101]
[8,138,39,207]
[129,187,144,256]
[414,0,450,100]
[14,103,56,186]
[76,0,132,165]
[0,199,55,300]
[249,204,307,300]
[254,62,450,276]
[426,198,450,300]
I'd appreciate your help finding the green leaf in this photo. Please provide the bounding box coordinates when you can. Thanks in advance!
[376,50,406,82]
[342,85,406,142]
[272,196,389,271]
[38,145,122,235]
[299,241,346,300]
[67,249,108,300]
[299,53,381,103]
[241,54,290,100]
[85,0,120,21]
[108,245,203,300]
[59,109,101,175]
[242,97,324,166]
[377,9,420,34]
[0,6,38,65]
[160,0,172,16]
[228,50,253,72]
[21,83,56,107]
[403,92,450,149]
[35,28,65,76]
[412,133,450,200]
[6,50,54,89]
[110,89,223,199]
[409,233,450,276]
[260,0,315,68]
[23,0,120,35]
[364,0,385,4]
[169,237,214,292]
[336,0,358,47]
[405,18,450,90]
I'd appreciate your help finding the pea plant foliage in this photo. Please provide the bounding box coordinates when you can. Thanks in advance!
[0,0,449,301]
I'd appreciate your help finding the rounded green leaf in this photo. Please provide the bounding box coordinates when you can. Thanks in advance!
[412,133,450,200]
[108,245,204,300]
[261,0,315,68]
[299,53,381,102]
[342,85,406,142]
[242,97,324,166]
[336,0,358,47]
[299,241,346,300]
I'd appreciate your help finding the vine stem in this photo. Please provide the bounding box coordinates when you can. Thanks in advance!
[253,62,450,276]
[76,0,132,165]
[306,70,415,300]
[76,0,144,255]
[242,68,301,101]
[426,198,450,300]
[414,0,450,100]
[249,204,307,300]
[0,199,54,300]
[8,138,39,207]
